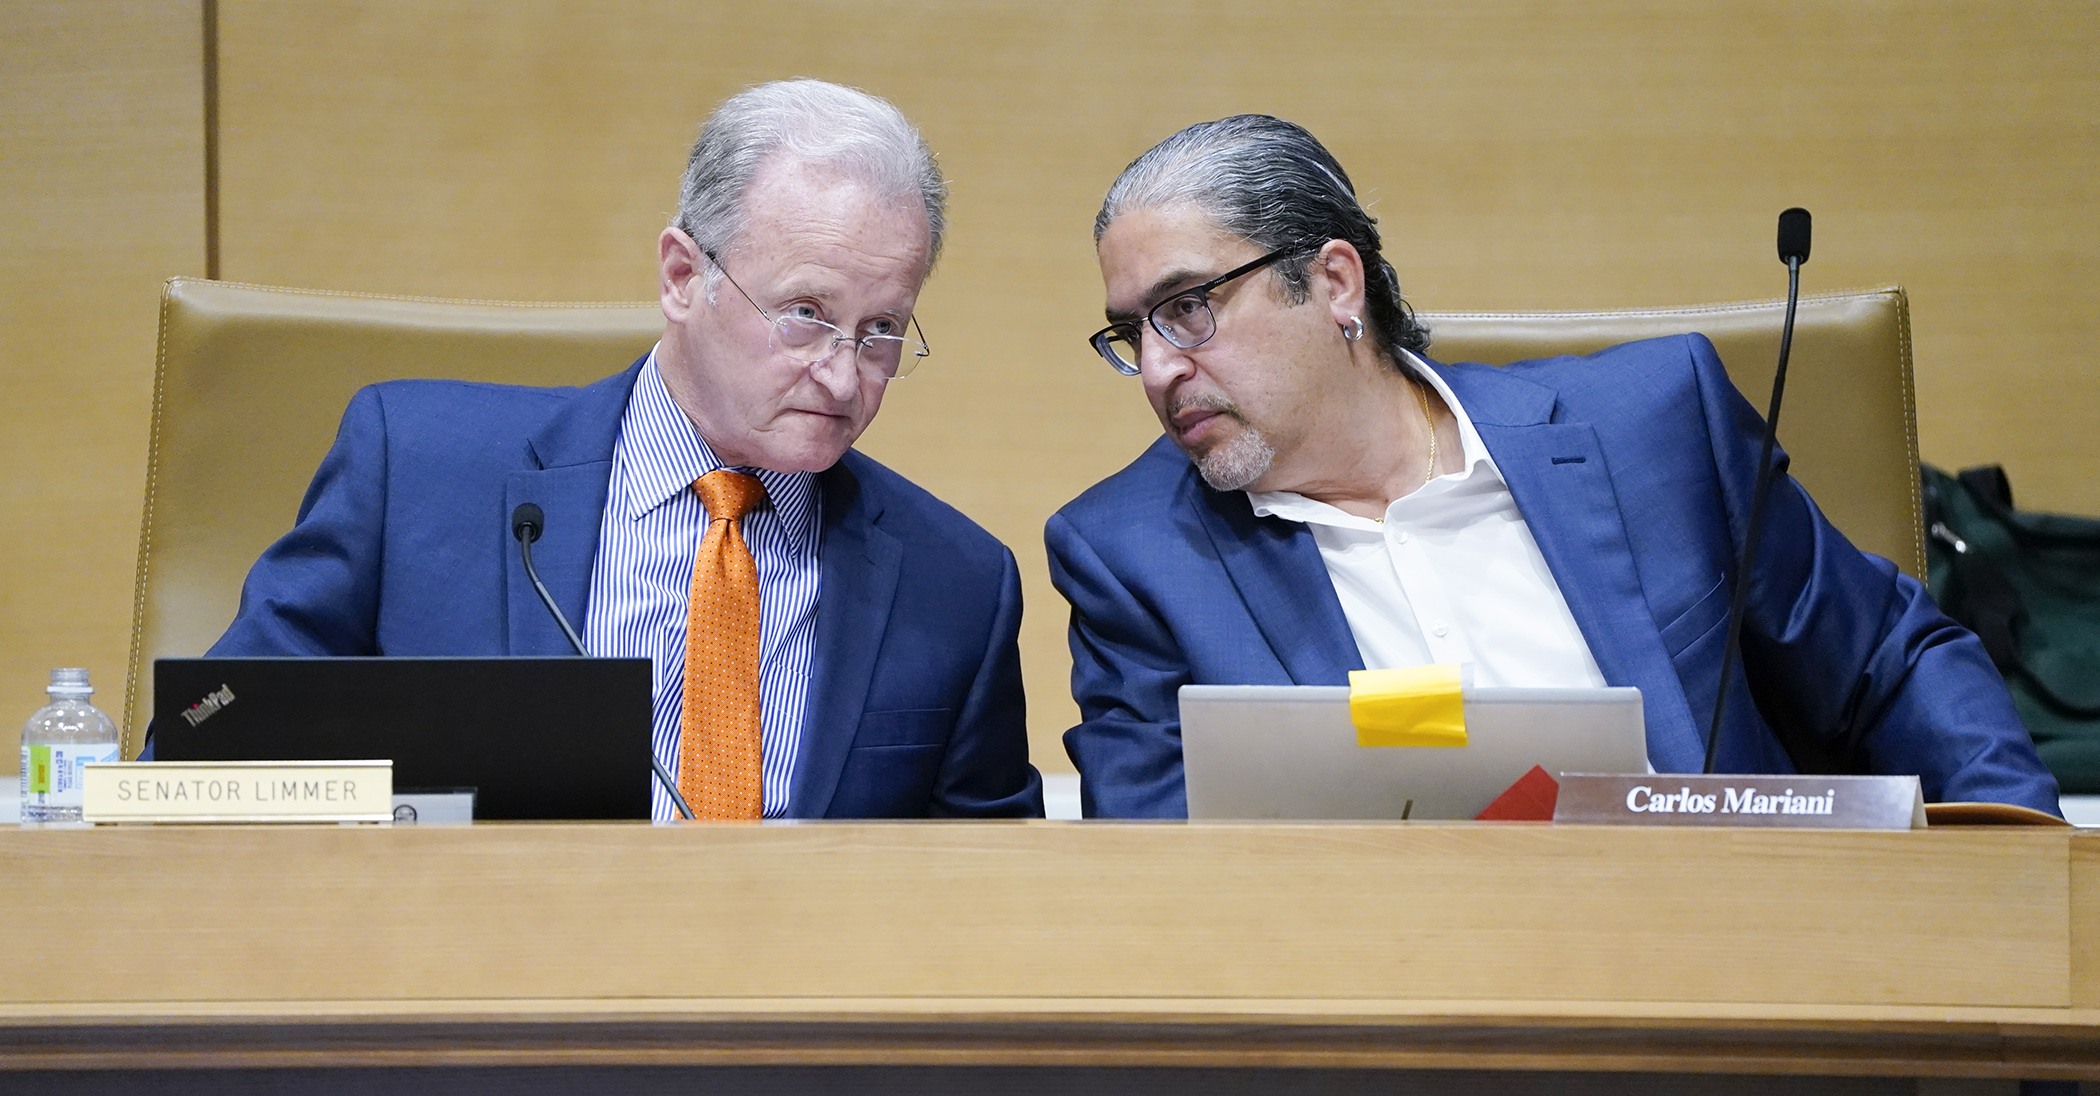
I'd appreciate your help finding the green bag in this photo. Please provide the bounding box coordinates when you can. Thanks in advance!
[1922,464,2100,793]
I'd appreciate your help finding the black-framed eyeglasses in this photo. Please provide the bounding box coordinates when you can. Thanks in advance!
[1086,246,1305,376]
[705,250,932,381]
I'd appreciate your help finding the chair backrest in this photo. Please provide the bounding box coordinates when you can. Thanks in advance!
[1419,285,1921,577]
[124,278,661,752]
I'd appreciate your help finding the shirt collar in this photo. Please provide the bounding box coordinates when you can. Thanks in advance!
[1401,350,1495,480]
[1247,350,1501,527]
[613,345,821,553]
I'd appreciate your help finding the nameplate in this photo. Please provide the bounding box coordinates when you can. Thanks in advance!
[1552,773,1926,830]
[81,761,393,823]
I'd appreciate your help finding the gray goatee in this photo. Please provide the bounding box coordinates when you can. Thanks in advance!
[1168,394,1275,492]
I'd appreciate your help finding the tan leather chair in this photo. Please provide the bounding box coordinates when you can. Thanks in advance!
[1420,284,1922,577]
[123,278,661,753]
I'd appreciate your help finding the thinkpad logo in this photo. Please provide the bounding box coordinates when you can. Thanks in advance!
[180,684,237,727]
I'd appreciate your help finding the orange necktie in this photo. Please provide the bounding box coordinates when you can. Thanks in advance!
[678,469,768,819]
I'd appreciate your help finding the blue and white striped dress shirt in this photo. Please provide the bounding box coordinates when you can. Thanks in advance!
[583,349,822,820]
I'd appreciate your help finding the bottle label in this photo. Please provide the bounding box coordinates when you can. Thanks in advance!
[22,743,120,806]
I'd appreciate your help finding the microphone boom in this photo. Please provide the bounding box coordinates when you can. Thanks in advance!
[510,503,695,819]
[1702,210,1811,774]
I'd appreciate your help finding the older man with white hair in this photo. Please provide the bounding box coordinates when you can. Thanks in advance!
[186,80,1042,820]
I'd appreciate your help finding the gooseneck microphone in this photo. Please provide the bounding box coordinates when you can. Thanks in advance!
[1702,208,1812,774]
[511,503,696,820]
[511,504,588,656]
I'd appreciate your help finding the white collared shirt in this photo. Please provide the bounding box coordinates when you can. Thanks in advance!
[1246,353,1606,689]
[584,347,823,820]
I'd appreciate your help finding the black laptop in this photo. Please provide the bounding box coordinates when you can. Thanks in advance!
[152,657,653,820]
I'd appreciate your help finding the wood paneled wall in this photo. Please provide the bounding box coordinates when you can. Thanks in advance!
[0,1,204,759]
[6,1,2096,772]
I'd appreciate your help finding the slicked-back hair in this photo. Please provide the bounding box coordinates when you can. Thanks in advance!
[673,79,946,286]
[1096,115,1430,361]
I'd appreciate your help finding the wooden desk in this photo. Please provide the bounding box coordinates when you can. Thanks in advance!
[0,823,2092,1080]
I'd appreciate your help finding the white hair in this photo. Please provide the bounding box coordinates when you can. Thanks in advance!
[673,79,946,287]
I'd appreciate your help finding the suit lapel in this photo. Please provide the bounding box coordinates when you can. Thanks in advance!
[1441,361,1703,770]
[1192,481,1362,684]
[790,456,902,817]
[502,357,644,656]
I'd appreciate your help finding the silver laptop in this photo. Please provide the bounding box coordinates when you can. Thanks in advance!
[1180,684,1646,820]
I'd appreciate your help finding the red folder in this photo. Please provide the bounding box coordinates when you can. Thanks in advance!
[1475,765,1559,821]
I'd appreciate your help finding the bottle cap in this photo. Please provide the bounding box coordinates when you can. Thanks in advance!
[47,667,92,696]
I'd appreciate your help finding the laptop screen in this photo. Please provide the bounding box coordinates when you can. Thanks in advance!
[1180,684,1646,820]
[152,657,653,820]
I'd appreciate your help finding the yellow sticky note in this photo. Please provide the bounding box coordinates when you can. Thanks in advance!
[1348,665,1467,748]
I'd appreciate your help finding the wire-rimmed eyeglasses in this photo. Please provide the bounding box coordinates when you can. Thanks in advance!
[706,250,931,381]
[1086,247,1304,376]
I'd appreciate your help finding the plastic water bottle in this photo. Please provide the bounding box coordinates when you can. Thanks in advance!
[20,668,119,825]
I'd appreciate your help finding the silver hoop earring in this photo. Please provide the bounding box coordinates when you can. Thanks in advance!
[1342,317,1365,342]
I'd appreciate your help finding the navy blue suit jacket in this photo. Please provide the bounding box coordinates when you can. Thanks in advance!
[1047,334,2059,818]
[197,357,1043,818]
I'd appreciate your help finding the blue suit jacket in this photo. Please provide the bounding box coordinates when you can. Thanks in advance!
[1047,334,2059,818]
[196,357,1043,818]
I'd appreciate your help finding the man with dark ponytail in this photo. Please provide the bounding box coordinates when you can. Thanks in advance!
[1048,114,2056,820]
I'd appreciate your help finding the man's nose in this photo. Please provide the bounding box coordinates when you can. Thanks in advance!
[1139,332,1196,393]
[806,338,864,398]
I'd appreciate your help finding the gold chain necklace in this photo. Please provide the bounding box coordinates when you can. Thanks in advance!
[1413,377,1438,485]
[1374,380,1440,525]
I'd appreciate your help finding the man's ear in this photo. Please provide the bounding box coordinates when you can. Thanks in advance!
[660,226,705,323]
[1313,238,1369,330]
